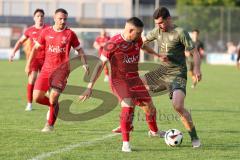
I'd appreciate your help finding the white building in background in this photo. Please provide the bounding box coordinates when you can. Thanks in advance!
[0,0,132,18]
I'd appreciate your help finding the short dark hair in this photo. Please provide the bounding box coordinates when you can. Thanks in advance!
[55,8,68,15]
[126,17,144,28]
[153,7,170,19]
[34,9,44,16]
[193,29,200,34]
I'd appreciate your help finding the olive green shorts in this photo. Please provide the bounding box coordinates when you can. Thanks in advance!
[144,65,187,99]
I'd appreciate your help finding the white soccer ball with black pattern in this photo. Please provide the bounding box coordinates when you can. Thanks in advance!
[164,129,183,147]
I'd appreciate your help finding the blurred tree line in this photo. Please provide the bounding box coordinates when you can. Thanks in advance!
[176,0,240,52]
[177,0,240,6]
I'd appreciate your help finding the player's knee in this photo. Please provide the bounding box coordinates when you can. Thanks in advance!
[33,92,44,102]
[49,91,60,104]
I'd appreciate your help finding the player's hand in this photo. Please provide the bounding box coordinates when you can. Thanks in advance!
[193,68,202,82]
[25,64,30,75]
[82,64,89,75]
[79,88,92,102]
[158,54,168,62]
[9,53,15,62]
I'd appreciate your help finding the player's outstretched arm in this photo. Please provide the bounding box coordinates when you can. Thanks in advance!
[79,55,107,102]
[76,48,89,75]
[191,47,202,82]
[141,44,168,62]
[25,44,39,75]
[9,36,28,62]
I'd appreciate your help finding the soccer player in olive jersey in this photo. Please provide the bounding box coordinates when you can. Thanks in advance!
[142,7,202,148]
[9,9,48,111]
[25,8,89,132]
[80,17,165,152]
[186,29,204,88]
[93,29,111,82]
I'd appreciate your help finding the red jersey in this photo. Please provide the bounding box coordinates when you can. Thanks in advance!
[24,24,49,59]
[95,35,110,54]
[102,34,142,80]
[36,26,81,76]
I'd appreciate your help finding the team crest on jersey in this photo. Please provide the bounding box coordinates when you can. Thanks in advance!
[61,36,68,44]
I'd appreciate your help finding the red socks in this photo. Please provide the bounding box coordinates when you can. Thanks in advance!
[48,103,59,126]
[145,109,158,132]
[120,107,134,142]
[27,84,34,103]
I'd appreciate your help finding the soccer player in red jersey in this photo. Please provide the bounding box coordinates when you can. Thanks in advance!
[25,8,89,132]
[9,9,49,111]
[80,17,166,152]
[93,29,111,82]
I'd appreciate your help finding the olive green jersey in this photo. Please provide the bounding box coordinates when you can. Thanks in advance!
[144,26,195,71]
[144,26,195,97]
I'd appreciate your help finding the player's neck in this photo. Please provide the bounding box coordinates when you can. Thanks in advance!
[53,25,66,32]
[121,33,131,42]
[166,23,174,32]
[35,23,44,29]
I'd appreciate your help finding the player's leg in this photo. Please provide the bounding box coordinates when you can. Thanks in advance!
[41,89,60,132]
[33,74,50,107]
[33,90,49,106]
[172,89,200,147]
[140,101,165,138]
[103,65,109,82]
[189,62,198,88]
[120,98,135,152]
[25,71,38,111]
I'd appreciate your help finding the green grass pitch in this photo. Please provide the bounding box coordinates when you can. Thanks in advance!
[0,60,239,160]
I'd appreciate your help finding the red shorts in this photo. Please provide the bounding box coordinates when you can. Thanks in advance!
[30,58,44,73]
[110,77,151,106]
[34,72,50,92]
[34,68,69,92]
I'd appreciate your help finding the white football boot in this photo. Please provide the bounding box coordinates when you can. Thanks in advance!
[25,103,32,111]
[122,141,132,152]
[148,130,166,138]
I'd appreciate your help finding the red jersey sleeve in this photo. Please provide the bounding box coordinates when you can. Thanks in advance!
[95,37,100,44]
[71,31,81,50]
[101,41,117,59]
[37,29,46,47]
[24,28,30,38]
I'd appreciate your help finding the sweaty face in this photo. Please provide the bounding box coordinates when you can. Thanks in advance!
[129,26,143,41]
[54,12,68,30]
[155,17,169,32]
[34,12,44,25]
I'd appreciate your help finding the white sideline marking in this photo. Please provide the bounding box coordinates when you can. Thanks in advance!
[29,133,118,160]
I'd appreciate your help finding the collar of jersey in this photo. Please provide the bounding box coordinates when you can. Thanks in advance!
[52,26,67,32]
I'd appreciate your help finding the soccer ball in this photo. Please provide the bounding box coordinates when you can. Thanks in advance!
[164,129,183,147]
